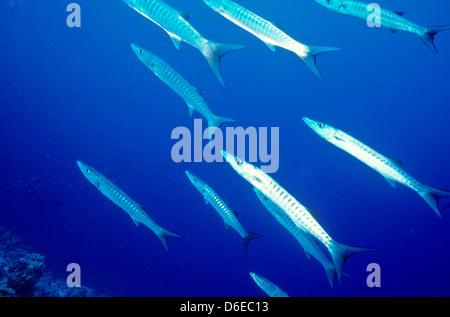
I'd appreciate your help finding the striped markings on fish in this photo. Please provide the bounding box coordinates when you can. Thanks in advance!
[302,117,450,219]
[130,44,234,134]
[76,161,181,251]
[185,171,262,251]
[249,272,289,297]
[221,151,372,281]
[254,188,342,288]
[203,0,341,79]
[123,0,246,87]
[314,0,450,53]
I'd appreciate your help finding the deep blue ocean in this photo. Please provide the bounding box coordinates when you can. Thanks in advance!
[1,0,450,297]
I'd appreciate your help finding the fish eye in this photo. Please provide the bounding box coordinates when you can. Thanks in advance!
[139,49,143,54]
[236,159,243,165]
[262,281,267,285]
[194,178,198,182]
[85,169,90,173]
[318,123,325,128]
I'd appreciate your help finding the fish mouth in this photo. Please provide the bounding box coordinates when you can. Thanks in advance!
[76,161,84,170]
[302,117,319,130]
[185,170,195,182]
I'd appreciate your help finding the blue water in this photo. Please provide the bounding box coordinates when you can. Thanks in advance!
[1,0,450,297]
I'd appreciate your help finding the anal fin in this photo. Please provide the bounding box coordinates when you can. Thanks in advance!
[167,31,182,50]
[383,176,397,188]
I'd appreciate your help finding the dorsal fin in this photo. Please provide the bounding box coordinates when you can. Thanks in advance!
[195,87,206,96]
[391,158,405,167]
[177,10,191,21]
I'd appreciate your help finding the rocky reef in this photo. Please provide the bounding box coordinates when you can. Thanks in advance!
[0,226,104,297]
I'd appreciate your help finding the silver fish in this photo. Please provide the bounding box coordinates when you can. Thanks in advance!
[302,117,450,219]
[185,171,262,251]
[314,0,450,53]
[254,188,340,288]
[222,151,372,281]
[76,161,181,251]
[123,0,246,87]
[203,0,340,79]
[249,272,289,297]
[130,44,234,133]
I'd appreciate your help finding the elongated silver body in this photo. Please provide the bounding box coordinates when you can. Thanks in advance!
[314,0,450,53]
[185,171,261,250]
[254,188,338,288]
[203,0,340,79]
[249,272,289,297]
[76,161,181,250]
[302,117,450,218]
[222,151,372,280]
[130,44,233,130]
[205,0,309,56]
[123,0,246,86]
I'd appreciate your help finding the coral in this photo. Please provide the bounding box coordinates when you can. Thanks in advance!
[0,226,105,297]
[7,253,45,296]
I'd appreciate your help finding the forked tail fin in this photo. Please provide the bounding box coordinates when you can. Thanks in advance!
[157,228,182,252]
[299,45,341,79]
[206,115,235,139]
[325,265,352,288]
[329,241,374,281]
[419,26,450,53]
[417,184,450,219]
[203,41,247,88]
[242,231,263,251]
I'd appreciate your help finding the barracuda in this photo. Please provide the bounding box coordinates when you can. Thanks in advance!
[302,117,450,219]
[185,171,262,251]
[123,0,246,87]
[249,272,289,297]
[130,44,234,133]
[203,0,340,79]
[222,151,372,280]
[314,0,450,53]
[254,188,341,288]
[76,161,181,251]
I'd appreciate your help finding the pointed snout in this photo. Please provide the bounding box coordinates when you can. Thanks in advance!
[249,272,262,284]
[76,160,85,171]
[302,117,319,131]
[185,170,194,181]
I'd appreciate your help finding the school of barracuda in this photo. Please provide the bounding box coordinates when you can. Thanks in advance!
[77,0,450,295]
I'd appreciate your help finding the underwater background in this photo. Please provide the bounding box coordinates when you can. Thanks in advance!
[1,0,450,297]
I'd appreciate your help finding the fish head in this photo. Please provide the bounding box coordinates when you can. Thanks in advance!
[202,0,223,10]
[221,151,268,190]
[221,151,254,178]
[249,272,272,291]
[76,161,100,185]
[314,0,342,9]
[302,117,337,140]
[130,43,162,73]
[185,171,207,193]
